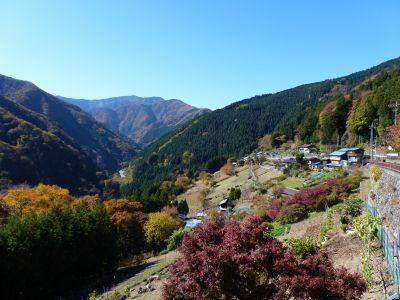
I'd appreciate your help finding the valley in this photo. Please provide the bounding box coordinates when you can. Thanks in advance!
[1,57,400,299]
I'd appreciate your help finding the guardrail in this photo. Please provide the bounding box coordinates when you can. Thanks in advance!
[371,161,400,173]
[367,200,400,295]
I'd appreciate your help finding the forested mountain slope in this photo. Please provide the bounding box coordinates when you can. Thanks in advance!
[127,57,400,189]
[297,68,400,145]
[0,75,138,172]
[0,96,101,194]
[59,96,210,146]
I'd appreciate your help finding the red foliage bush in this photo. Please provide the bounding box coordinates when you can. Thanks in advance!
[277,252,367,299]
[286,185,328,207]
[163,217,366,299]
[268,175,362,222]
[266,198,283,219]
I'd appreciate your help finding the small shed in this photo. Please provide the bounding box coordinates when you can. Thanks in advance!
[298,144,317,154]
[219,199,234,211]
[282,187,299,197]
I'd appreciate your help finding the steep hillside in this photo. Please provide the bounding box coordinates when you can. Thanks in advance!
[59,96,210,146]
[0,96,101,194]
[126,57,400,189]
[0,75,138,172]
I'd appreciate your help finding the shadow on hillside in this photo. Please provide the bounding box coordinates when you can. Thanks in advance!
[64,261,156,299]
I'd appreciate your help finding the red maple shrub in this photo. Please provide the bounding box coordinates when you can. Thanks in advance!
[285,184,328,207]
[163,217,366,300]
[266,198,283,219]
[267,175,363,223]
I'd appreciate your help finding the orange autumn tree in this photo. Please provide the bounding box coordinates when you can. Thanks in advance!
[0,184,74,216]
[104,199,147,257]
[104,198,146,226]
[388,123,400,151]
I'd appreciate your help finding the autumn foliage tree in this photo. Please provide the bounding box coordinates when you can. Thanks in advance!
[388,123,400,151]
[144,211,182,249]
[0,184,74,216]
[163,217,366,299]
[104,199,147,257]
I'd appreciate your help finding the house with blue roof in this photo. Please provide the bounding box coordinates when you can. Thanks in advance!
[329,147,364,167]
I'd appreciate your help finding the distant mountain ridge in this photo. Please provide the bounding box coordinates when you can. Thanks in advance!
[0,74,138,172]
[58,95,211,146]
[0,95,101,194]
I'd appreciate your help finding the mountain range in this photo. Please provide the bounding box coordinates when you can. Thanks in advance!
[2,56,400,194]
[58,96,210,146]
[0,95,101,194]
[0,74,138,173]
[124,57,400,190]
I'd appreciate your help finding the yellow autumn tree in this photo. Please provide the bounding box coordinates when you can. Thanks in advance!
[71,195,100,211]
[144,212,182,248]
[175,176,191,189]
[0,184,74,215]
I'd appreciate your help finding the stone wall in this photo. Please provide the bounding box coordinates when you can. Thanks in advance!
[370,168,400,239]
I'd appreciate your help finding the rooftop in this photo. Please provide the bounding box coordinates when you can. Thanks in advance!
[330,147,363,156]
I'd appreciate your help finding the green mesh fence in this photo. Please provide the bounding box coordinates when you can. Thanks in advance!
[367,201,400,294]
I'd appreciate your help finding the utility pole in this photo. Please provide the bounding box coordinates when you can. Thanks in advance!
[389,100,400,125]
[370,122,375,161]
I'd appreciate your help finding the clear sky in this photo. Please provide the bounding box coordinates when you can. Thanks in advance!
[1,0,400,109]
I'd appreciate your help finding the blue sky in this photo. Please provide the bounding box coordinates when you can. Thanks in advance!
[1,1,400,109]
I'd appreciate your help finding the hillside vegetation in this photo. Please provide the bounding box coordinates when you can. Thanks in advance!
[126,57,400,189]
[0,96,101,194]
[60,96,210,146]
[0,75,138,172]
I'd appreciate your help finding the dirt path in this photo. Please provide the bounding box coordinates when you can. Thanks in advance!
[98,251,179,300]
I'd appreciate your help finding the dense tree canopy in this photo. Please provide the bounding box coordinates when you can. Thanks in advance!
[127,58,400,189]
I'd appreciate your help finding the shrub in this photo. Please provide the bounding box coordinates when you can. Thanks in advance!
[144,212,182,249]
[314,189,341,211]
[228,187,241,201]
[341,197,364,218]
[339,174,362,192]
[167,228,193,251]
[286,237,319,259]
[220,163,235,175]
[208,209,225,226]
[370,165,383,182]
[162,205,180,218]
[163,217,366,299]
[286,184,328,207]
[276,203,307,224]
[177,199,189,215]
[276,174,287,181]
[266,198,283,220]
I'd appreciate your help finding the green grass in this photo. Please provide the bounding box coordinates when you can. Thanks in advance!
[282,176,304,189]
[269,222,291,237]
